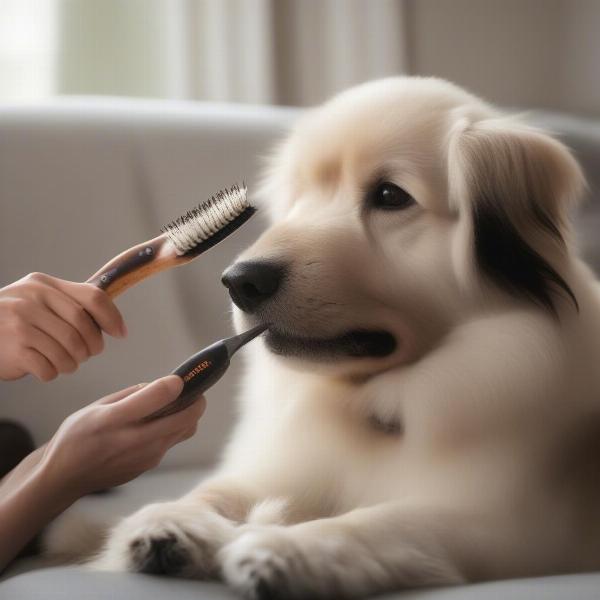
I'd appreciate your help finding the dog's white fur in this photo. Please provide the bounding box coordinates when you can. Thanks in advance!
[58,78,600,598]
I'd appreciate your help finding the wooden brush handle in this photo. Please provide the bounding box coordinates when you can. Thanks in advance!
[86,235,192,299]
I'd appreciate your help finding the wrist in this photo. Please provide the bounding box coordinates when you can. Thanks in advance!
[33,452,82,510]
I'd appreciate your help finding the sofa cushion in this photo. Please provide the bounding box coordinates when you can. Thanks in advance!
[4,559,600,600]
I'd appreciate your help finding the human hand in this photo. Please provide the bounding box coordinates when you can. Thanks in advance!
[39,376,205,499]
[0,272,126,382]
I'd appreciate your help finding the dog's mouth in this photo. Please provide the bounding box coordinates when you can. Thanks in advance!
[263,327,397,360]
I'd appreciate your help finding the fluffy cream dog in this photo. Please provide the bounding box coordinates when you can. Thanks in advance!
[87,78,600,598]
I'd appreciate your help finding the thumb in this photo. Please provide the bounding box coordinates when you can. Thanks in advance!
[108,375,183,422]
[95,383,148,405]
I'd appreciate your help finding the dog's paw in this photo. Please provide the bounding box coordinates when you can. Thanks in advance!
[220,527,337,600]
[220,524,465,600]
[92,501,235,578]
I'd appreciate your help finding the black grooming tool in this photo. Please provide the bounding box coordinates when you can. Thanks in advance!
[144,323,268,421]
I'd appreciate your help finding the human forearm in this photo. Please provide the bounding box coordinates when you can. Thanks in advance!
[0,456,76,573]
[0,377,205,573]
[0,445,46,491]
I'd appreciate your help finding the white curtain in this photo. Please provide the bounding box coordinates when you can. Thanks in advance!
[54,0,407,106]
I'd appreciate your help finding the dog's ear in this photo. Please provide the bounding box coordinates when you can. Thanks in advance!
[448,115,585,315]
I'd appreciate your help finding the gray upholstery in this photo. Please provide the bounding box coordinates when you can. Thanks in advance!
[1,99,600,598]
[4,569,600,600]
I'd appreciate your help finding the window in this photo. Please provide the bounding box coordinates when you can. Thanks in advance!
[0,0,56,101]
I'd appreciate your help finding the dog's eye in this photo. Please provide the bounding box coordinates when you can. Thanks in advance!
[369,182,415,210]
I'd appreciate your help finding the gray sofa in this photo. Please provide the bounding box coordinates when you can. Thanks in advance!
[0,98,599,599]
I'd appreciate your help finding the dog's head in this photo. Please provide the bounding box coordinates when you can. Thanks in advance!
[223,77,584,377]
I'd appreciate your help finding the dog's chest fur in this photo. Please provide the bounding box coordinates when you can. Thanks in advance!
[230,306,600,522]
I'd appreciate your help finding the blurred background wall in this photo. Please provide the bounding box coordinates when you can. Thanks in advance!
[0,0,599,116]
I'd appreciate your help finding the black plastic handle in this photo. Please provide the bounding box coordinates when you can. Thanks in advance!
[143,341,230,421]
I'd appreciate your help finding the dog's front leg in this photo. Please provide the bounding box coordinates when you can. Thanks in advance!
[92,478,263,578]
[220,502,473,599]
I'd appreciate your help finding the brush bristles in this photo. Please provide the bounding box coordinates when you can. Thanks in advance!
[162,184,250,255]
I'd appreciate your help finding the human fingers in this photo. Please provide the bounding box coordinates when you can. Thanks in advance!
[107,376,183,422]
[24,325,77,375]
[27,301,89,365]
[43,278,126,339]
[19,347,58,382]
[135,393,206,443]
[42,286,104,356]
[95,383,148,406]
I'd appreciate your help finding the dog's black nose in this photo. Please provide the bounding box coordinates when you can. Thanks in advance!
[221,260,285,313]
